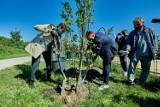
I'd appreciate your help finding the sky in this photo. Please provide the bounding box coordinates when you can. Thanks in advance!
[0,0,160,42]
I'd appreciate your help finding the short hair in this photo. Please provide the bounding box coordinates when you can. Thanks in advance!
[57,22,66,29]
[133,17,144,23]
[86,30,94,37]
[121,29,128,35]
[117,33,122,36]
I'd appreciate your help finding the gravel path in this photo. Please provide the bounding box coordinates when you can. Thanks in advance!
[0,56,31,70]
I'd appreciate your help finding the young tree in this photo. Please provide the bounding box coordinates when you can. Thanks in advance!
[75,0,95,91]
[61,0,95,92]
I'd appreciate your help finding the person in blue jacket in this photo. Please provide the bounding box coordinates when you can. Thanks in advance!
[125,17,158,86]
[86,31,118,90]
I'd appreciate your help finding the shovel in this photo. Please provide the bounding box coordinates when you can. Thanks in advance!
[78,66,90,86]
[57,54,67,95]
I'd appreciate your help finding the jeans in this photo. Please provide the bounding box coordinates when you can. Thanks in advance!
[128,55,152,85]
[103,61,111,85]
[119,54,128,72]
[30,49,52,81]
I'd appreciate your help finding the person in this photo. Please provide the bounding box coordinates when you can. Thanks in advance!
[115,30,128,76]
[125,17,158,87]
[86,31,118,90]
[25,23,67,88]
[66,42,71,59]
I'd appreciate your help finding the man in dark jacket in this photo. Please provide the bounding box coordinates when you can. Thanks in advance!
[125,17,158,86]
[116,30,128,76]
[86,31,118,90]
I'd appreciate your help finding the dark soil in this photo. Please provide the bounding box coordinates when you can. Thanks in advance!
[41,67,102,106]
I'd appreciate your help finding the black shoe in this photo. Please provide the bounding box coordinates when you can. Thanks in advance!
[28,80,35,89]
[127,82,134,87]
[137,81,145,87]
[47,73,54,82]
[47,76,54,82]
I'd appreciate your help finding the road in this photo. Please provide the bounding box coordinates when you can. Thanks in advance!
[0,56,31,70]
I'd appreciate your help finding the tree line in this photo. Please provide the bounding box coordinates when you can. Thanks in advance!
[0,30,28,49]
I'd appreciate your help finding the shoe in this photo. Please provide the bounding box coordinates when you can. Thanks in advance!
[28,80,35,89]
[95,77,103,81]
[98,83,109,90]
[47,75,54,82]
[137,80,145,87]
[47,77,54,82]
[47,73,53,82]
[121,71,127,77]
[127,82,134,87]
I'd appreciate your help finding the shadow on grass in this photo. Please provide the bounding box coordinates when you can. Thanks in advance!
[85,68,102,86]
[110,77,127,85]
[14,64,62,85]
[112,91,160,107]
[14,64,31,82]
[145,78,160,92]
[127,94,160,107]
[64,67,102,86]
[65,67,78,78]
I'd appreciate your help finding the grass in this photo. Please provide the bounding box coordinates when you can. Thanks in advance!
[0,45,29,59]
[0,59,160,107]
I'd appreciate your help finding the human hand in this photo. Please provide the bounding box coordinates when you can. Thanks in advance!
[88,63,93,69]
[48,29,52,33]
[126,50,130,55]
[119,50,129,56]
[55,51,59,55]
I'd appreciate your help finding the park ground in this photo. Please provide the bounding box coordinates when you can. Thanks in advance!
[0,59,160,107]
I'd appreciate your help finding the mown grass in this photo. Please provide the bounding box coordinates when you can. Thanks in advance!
[0,59,160,107]
[0,45,29,59]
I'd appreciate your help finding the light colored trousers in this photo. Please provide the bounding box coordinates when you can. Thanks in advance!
[128,55,152,85]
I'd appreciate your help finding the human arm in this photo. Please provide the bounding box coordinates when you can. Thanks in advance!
[149,28,158,57]
[125,31,134,54]
[34,24,53,33]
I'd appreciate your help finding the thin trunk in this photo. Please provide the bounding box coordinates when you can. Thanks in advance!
[76,24,85,91]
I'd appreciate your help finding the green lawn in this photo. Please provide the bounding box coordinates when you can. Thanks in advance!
[0,45,29,59]
[0,60,160,107]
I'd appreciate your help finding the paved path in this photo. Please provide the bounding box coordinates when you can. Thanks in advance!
[0,56,32,70]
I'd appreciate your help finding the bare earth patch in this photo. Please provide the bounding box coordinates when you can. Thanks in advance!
[42,84,89,106]
[41,67,102,106]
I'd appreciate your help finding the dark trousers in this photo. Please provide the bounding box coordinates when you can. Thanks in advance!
[30,49,52,81]
[103,61,111,85]
[66,52,71,59]
[119,54,128,72]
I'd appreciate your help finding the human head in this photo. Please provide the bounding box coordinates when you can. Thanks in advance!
[57,22,67,33]
[117,33,122,36]
[133,17,144,31]
[86,31,95,40]
[121,29,128,36]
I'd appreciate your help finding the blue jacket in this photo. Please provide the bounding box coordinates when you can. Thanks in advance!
[125,26,158,60]
[92,32,118,63]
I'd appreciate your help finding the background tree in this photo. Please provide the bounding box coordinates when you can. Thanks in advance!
[61,2,74,53]
[9,30,27,49]
[10,30,22,42]
[106,27,114,36]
